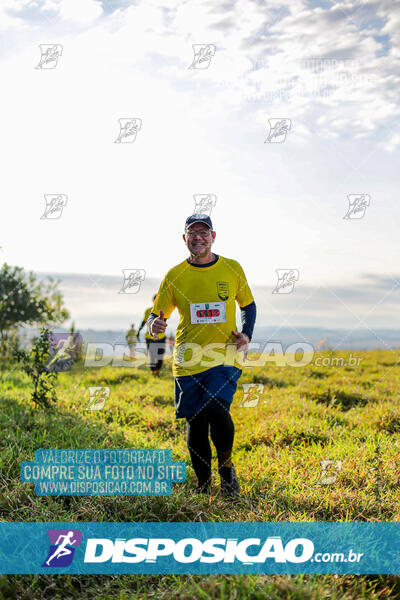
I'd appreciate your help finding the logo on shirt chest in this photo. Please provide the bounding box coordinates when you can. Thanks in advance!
[216,281,229,301]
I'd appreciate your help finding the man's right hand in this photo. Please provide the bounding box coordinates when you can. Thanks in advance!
[150,310,167,339]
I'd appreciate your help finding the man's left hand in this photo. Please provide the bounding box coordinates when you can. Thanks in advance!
[232,331,250,360]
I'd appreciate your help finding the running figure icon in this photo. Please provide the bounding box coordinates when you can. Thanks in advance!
[45,531,77,566]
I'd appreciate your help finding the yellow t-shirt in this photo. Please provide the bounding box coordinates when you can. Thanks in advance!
[143,306,166,340]
[126,328,137,345]
[152,255,254,376]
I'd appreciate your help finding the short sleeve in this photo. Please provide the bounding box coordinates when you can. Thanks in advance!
[234,261,254,308]
[152,273,176,318]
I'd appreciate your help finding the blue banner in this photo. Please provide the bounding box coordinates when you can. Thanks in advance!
[0,522,398,574]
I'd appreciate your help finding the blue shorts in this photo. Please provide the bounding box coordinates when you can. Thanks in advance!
[174,365,242,419]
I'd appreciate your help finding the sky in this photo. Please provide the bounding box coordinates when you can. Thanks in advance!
[1,0,399,332]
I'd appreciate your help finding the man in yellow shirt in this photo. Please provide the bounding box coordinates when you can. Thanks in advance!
[137,294,166,377]
[125,323,137,359]
[147,214,256,497]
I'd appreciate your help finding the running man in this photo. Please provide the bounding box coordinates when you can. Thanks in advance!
[147,214,256,496]
[45,531,77,566]
[125,323,138,359]
[138,295,167,377]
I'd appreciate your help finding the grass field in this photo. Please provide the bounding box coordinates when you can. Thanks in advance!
[1,348,400,599]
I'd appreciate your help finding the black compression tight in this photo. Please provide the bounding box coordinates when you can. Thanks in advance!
[185,398,235,485]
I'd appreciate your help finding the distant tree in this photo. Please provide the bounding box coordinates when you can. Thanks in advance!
[0,263,69,354]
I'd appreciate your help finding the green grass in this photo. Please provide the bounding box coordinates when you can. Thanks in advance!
[1,349,400,598]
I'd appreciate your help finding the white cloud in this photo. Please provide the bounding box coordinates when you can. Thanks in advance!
[54,0,103,23]
[384,131,400,151]
[0,0,399,313]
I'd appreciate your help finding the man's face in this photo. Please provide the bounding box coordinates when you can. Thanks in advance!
[183,223,216,258]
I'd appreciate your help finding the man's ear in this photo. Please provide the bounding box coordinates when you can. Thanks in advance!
[182,233,187,243]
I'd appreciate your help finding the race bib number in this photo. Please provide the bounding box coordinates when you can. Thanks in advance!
[190,302,226,324]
